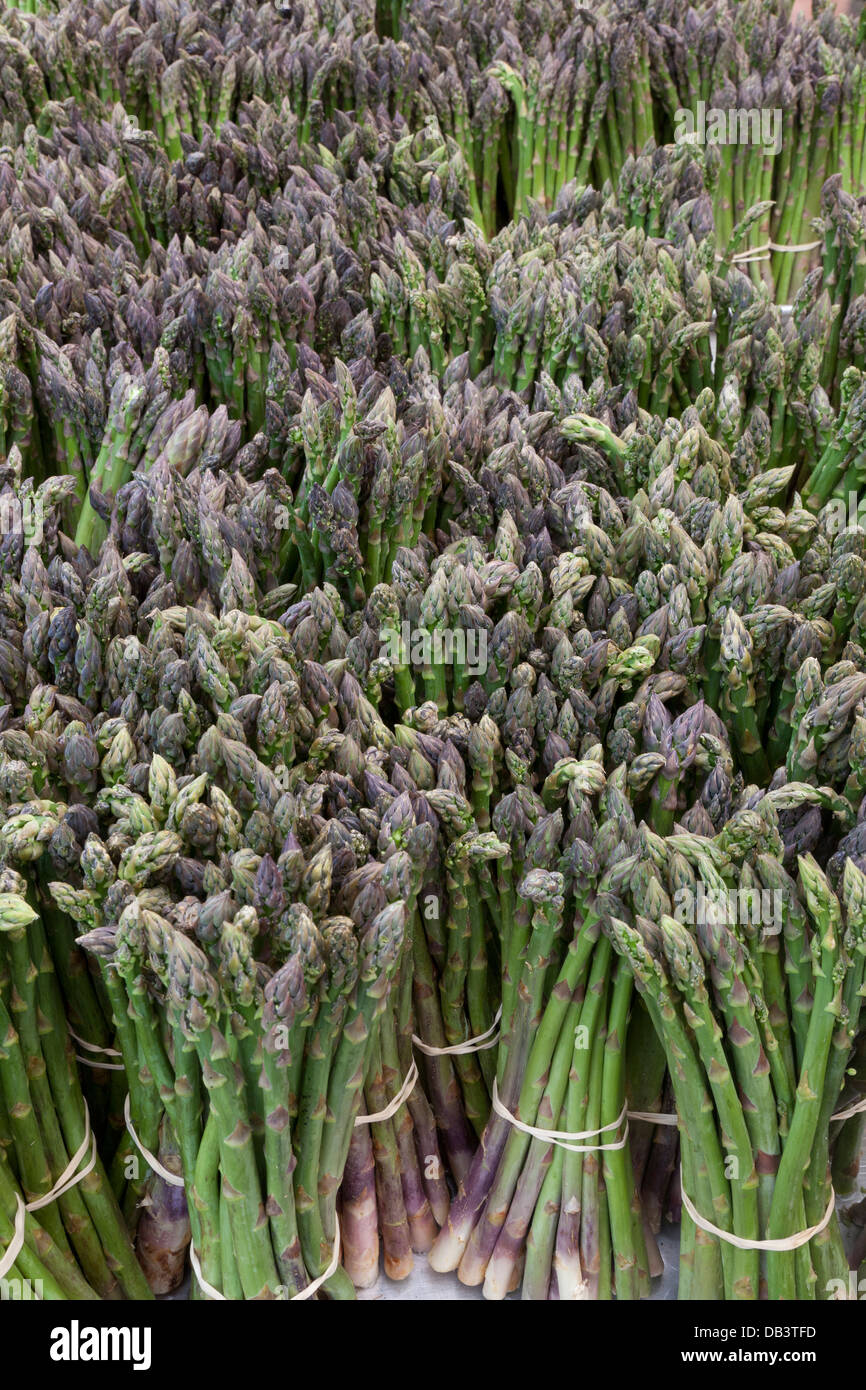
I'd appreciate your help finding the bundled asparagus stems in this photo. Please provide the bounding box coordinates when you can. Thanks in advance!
[606,830,866,1301]
[0,879,151,1300]
[0,0,866,1307]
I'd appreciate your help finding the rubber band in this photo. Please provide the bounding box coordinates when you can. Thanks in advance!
[412,1007,502,1056]
[0,1195,26,1281]
[74,1053,126,1071]
[0,1105,99,1266]
[627,1094,866,1128]
[28,1136,98,1209]
[627,1109,679,1126]
[830,1095,866,1124]
[681,1175,836,1251]
[491,1079,629,1153]
[718,238,822,265]
[188,1240,226,1301]
[124,1095,184,1187]
[288,1221,341,1300]
[768,238,823,253]
[354,1062,419,1126]
[26,1104,98,1212]
[68,1027,122,1058]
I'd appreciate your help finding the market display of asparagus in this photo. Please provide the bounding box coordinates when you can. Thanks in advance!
[2,0,865,280]
[1,0,866,1305]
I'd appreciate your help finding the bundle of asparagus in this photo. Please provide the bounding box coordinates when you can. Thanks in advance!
[0,875,151,1301]
[607,840,866,1302]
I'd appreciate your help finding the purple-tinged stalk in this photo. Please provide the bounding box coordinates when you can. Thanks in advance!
[429,869,565,1274]
[340,1124,379,1289]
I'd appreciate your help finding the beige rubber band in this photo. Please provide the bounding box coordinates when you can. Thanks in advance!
[830,1095,866,1124]
[681,1175,836,1251]
[188,1240,226,1301]
[74,1053,126,1071]
[0,1195,26,1280]
[412,1007,502,1056]
[26,1104,98,1212]
[68,1027,122,1058]
[491,1079,629,1153]
[719,238,822,264]
[354,1061,419,1126]
[627,1109,679,1126]
[288,1221,341,1301]
[717,249,761,263]
[70,1027,125,1069]
[768,238,823,253]
[124,1095,185,1187]
[628,1095,866,1128]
